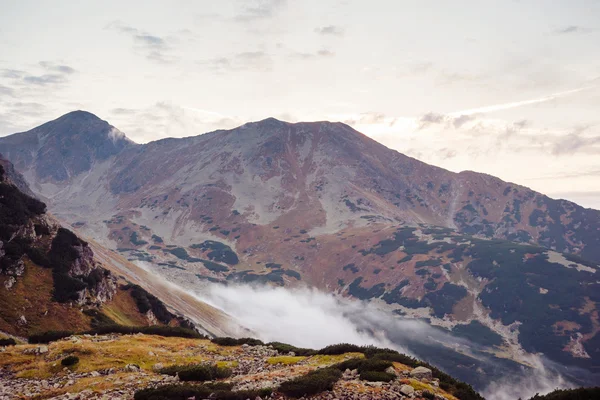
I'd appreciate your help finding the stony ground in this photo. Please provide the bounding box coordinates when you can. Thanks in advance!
[0,334,455,400]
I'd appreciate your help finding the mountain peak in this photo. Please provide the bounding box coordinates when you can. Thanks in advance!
[0,111,135,182]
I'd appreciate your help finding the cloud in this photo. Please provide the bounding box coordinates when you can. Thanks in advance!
[193,283,585,400]
[39,61,76,74]
[288,48,335,60]
[554,25,588,34]
[418,112,476,130]
[0,84,14,97]
[107,21,175,63]
[199,51,273,72]
[551,126,600,156]
[451,86,595,116]
[235,0,287,22]
[315,25,344,36]
[23,74,68,86]
[0,62,76,88]
[108,101,243,142]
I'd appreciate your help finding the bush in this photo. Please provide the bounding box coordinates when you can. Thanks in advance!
[267,341,316,356]
[422,390,436,399]
[0,338,16,346]
[211,337,264,346]
[134,384,271,400]
[29,330,73,344]
[356,359,392,373]
[332,358,365,371]
[359,370,395,382]
[158,363,232,381]
[86,325,204,339]
[278,367,342,398]
[61,355,79,366]
[317,343,362,355]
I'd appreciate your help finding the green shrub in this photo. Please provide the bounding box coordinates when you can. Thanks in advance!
[422,390,436,399]
[210,337,264,346]
[267,341,316,356]
[317,343,362,355]
[61,355,79,366]
[356,359,392,373]
[332,358,365,371]
[86,325,204,339]
[134,384,270,400]
[0,338,16,346]
[359,370,395,382]
[29,330,73,344]
[158,363,232,381]
[278,367,342,398]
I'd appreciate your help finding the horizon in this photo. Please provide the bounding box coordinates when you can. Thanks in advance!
[1,1,599,208]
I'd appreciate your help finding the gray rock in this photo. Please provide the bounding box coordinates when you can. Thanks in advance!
[152,363,165,372]
[124,364,140,372]
[385,366,400,377]
[410,366,432,381]
[400,384,415,396]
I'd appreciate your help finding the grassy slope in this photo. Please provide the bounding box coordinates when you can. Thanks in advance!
[0,259,152,337]
[0,334,458,400]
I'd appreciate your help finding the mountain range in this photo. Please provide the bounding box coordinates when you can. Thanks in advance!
[1,111,599,388]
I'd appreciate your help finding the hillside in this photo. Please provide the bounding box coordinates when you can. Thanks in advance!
[1,112,600,384]
[0,332,479,400]
[0,157,222,338]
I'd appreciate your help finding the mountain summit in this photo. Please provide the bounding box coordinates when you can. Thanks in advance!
[0,110,134,182]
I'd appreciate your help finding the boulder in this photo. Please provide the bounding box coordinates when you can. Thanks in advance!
[400,384,415,396]
[124,364,140,372]
[410,366,432,380]
[385,366,400,377]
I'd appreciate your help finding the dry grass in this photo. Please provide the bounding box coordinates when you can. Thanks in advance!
[0,261,92,336]
[0,334,221,379]
[266,356,306,365]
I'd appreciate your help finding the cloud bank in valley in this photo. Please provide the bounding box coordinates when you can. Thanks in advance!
[196,282,577,400]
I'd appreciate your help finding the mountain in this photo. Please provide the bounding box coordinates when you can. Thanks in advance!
[1,111,599,385]
[0,156,230,338]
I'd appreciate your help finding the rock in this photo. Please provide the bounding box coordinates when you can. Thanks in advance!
[90,371,101,377]
[410,366,432,381]
[152,363,164,372]
[124,364,141,372]
[4,276,16,290]
[17,315,27,326]
[385,366,400,377]
[400,385,415,396]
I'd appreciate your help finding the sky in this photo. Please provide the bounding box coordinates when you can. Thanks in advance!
[0,0,599,208]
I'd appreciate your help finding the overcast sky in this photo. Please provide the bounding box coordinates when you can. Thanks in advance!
[1,0,599,208]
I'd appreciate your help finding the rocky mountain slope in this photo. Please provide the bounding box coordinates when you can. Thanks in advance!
[1,111,599,383]
[0,156,226,338]
[0,332,476,400]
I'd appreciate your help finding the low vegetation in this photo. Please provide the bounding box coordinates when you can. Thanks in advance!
[0,338,16,346]
[278,367,342,398]
[134,384,272,400]
[61,355,79,366]
[211,337,264,346]
[28,325,204,344]
[158,363,232,381]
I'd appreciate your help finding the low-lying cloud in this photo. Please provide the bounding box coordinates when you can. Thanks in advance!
[195,283,581,400]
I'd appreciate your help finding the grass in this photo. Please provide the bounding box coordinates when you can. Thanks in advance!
[266,356,306,365]
[0,334,222,379]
